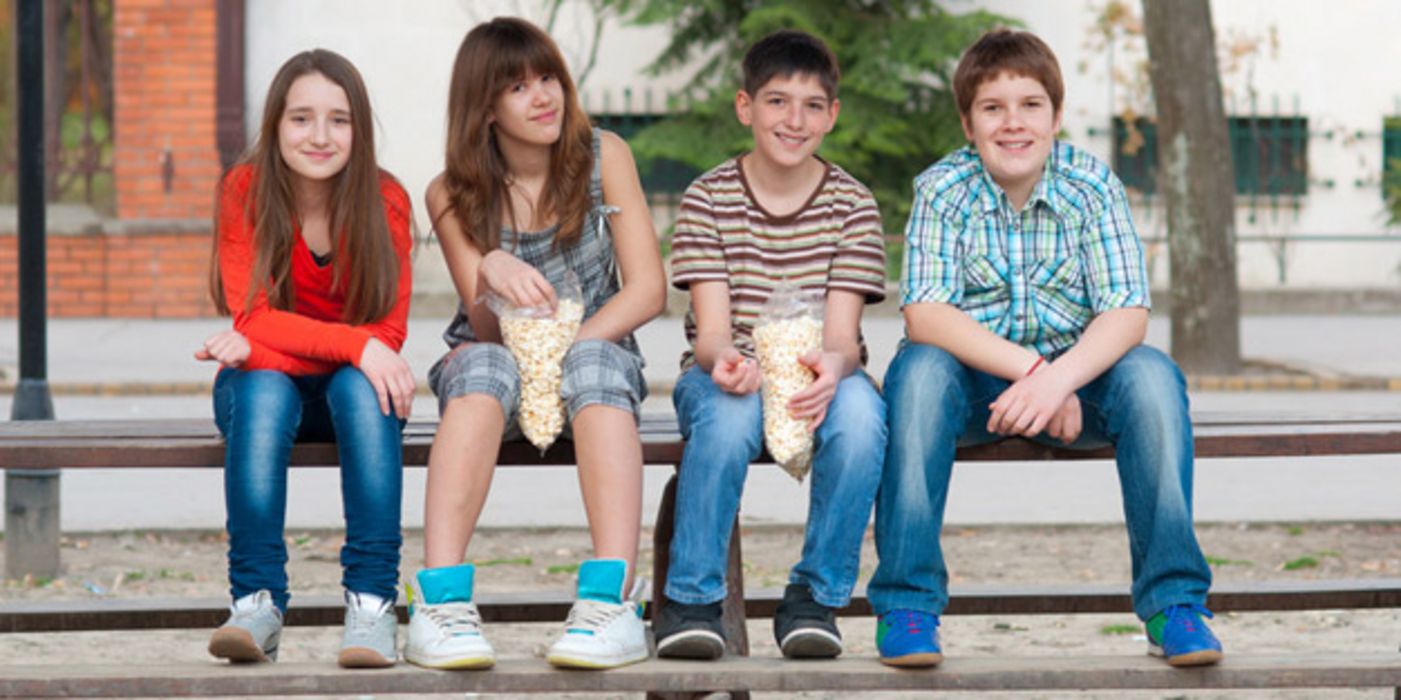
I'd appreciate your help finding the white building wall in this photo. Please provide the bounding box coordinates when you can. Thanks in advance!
[246,0,1401,292]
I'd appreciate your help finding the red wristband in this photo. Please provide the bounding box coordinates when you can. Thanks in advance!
[1025,355,1045,377]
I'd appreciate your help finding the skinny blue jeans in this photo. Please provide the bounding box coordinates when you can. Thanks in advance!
[213,366,404,612]
[868,342,1211,621]
[666,366,887,608]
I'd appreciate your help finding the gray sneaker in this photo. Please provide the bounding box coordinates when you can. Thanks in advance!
[339,590,398,668]
[209,589,283,663]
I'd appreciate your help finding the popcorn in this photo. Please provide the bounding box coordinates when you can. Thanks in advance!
[754,316,823,481]
[500,298,584,452]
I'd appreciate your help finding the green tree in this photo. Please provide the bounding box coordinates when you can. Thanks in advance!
[605,0,1007,246]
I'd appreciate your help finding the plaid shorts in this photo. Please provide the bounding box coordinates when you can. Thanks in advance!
[428,339,646,430]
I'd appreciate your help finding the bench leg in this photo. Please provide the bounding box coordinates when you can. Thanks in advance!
[5,469,62,580]
[648,472,752,700]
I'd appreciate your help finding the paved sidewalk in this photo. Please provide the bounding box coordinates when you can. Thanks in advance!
[3,313,1400,395]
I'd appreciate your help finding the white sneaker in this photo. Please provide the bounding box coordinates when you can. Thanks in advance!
[546,559,650,669]
[404,565,495,670]
[209,589,283,663]
[338,591,398,668]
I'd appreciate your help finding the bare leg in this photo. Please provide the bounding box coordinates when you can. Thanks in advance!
[570,404,643,585]
[423,394,505,569]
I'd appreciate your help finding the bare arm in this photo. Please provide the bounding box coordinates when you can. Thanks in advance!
[904,300,1043,380]
[426,174,502,343]
[576,131,667,342]
[690,280,761,394]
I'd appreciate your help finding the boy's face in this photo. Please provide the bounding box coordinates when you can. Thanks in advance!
[735,73,839,170]
[961,71,1062,204]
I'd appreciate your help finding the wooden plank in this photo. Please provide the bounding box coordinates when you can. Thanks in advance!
[6,579,1398,634]
[2,655,1400,697]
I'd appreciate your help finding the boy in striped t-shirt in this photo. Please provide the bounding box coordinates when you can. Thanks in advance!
[656,30,888,661]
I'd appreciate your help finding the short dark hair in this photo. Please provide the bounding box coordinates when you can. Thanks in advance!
[742,30,840,100]
[953,28,1064,118]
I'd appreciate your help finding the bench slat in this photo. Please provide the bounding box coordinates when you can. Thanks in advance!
[2,655,1400,697]
[5,579,1398,633]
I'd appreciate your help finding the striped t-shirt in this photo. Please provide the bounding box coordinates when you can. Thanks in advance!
[670,155,887,370]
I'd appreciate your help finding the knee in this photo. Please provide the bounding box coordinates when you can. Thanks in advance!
[686,390,763,456]
[820,375,888,456]
[435,343,520,416]
[560,339,642,417]
[1105,346,1188,424]
[883,343,968,424]
[224,370,300,425]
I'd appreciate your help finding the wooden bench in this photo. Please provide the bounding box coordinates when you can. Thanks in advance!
[3,412,1401,698]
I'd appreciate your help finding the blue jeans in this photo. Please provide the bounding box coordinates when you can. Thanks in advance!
[666,366,887,608]
[868,342,1211,621]
[213,366,404,612]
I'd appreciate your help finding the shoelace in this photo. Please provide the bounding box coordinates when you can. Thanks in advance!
[1164,603,1214,633]
[346,595,391,634]
[423,602,484,637]
[887,609,939,636]
[564,599,628,633]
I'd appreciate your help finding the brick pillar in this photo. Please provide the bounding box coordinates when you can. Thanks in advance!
[113,0,220,221]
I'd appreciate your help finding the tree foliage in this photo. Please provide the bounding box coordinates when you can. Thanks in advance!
[604,0,1009,235]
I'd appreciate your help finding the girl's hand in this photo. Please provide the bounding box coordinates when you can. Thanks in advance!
[711,346,761,395]
[195,330,251,368]
[358,337,415,419]
[479,249,556,310]
[787,350,843,431]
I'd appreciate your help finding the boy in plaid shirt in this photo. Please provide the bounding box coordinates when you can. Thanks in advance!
[868,28,1222,669]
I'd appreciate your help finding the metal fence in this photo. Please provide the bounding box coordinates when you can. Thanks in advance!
[0,0,113,213]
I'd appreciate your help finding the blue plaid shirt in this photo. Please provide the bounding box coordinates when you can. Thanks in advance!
[901,141,1150,356]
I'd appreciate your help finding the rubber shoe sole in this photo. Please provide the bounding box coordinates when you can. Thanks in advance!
[208,627,276,663]
[1150,643,1224,667]
[546,648,650,670]
[337,646,395,668]
[655,629,725,660]
[879,651,944,668]
[405,651,496,670]
[779,628,843,659]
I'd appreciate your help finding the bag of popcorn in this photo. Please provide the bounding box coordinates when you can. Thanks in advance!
[752,282,824,481]
[490,270,585,453]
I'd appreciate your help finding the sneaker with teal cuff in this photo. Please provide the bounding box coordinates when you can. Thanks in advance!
[876,609,943,667]
[1147,603,1223,666]
[404,564,495,670]
[546,559,650,669]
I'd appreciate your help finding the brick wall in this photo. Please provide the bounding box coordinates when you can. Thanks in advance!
[0,0,222,319]
[0,228,216,317]
[113,0,222,222]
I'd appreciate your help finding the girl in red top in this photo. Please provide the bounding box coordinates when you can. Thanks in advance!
[195,49,412,669]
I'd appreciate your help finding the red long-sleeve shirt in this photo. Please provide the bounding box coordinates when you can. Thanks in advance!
[216,163,413,375]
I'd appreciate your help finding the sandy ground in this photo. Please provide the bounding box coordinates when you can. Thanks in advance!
[4,522,1400,699]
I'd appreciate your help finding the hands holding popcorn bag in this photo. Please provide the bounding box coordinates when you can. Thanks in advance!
[486,269,586,452]
[752,282,825,481]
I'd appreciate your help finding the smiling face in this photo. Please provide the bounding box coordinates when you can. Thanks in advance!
[961,71,1062,208]
[277,71,353,185]
[490,71,566,149]
[736,72,839,171]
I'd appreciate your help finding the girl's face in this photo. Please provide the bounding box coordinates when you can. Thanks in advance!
[490,71,565,148]
[278,72,353,184]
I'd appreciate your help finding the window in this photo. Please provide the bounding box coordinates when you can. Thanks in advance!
[1108,115,1309,197]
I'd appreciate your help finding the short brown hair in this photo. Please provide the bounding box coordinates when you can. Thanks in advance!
[742,30,840,101]
[952,29,1063,118]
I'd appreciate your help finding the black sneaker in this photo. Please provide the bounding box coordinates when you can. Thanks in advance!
[653,600,725,659]
[773,583,842,658]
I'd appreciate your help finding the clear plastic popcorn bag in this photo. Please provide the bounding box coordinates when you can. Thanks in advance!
[752,282,824,481]
[490,270,585,453]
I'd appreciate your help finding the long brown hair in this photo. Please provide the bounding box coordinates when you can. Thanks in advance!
[210,49,399,325]
[439,17,593,252]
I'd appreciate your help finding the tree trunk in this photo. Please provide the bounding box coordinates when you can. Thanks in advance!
[1141,0,1241,374]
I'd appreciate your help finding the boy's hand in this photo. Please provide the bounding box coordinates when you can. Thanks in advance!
[195,329,250,368]
[1046,393,1082,445]
[987,362,1073,437]
[788,350,843,431]
[711,346,761,395]
[480,249,557,311]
